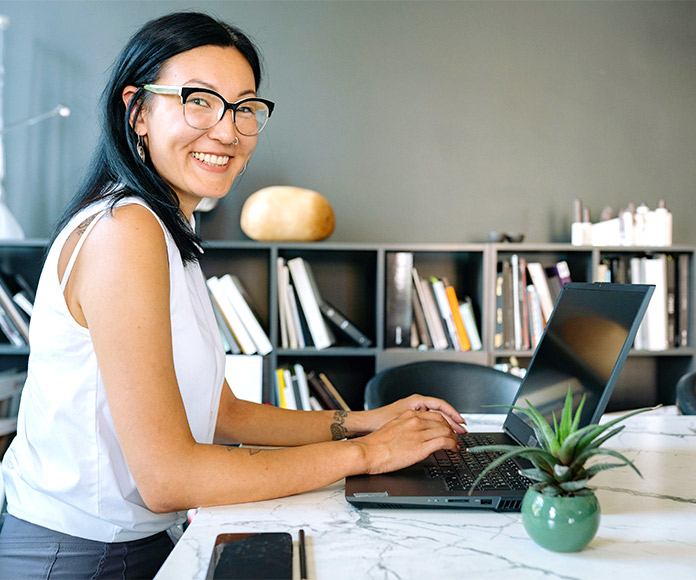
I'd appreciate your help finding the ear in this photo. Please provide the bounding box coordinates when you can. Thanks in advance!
[122,85,147,135]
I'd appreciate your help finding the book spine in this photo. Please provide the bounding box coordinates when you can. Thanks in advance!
[385,252,413,347]
[319,301,372,347]
[444,285,471,351]
[526,262,555,324]
[677,253,690,347]
[287,258,333,350]
[430,277,459,350]
[219,275,273,356]
[412,268,448,350]
[458,298,482,351]
[206,277,257,355]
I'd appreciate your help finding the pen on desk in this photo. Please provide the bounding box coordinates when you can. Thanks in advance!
[299,529,307,580]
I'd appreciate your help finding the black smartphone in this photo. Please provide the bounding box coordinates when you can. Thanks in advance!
[206,532,293,580]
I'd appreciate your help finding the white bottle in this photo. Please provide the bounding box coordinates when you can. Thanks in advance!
[634,203,649,246]
[654,200,673,246]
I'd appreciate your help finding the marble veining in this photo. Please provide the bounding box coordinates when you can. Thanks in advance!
[155,411,696,580]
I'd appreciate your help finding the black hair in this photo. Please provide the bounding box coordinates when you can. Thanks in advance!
[51,11,264,262]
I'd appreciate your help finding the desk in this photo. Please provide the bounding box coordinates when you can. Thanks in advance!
[155,410,696,580]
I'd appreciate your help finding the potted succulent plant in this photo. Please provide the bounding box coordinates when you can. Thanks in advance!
[468,388,654,552]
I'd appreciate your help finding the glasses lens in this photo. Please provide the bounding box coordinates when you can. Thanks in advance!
[234,100,270,136]
[183,91,224,130]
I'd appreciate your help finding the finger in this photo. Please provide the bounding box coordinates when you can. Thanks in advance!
[410,396,468,426]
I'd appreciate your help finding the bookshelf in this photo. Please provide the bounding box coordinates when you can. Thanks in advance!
[0,239,693,414]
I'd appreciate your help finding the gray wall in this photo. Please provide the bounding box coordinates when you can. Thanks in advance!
[1,0,695,244]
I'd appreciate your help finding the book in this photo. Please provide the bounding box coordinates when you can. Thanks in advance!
[319,301,372,347]
[318,372,351,411]
[458,297,482,351]
[0,276,30,344]
[206,276,257,355]
[0,270,34,321]
[412,267,448,350]
[306,370,340,410]
[494,268,504,349]
[666,254,676,349]
[526,262,555,324]
[511,255,522,350]
[224,355,264,404]
[286,284,305,348]
[275,368,287,408]
[501,260,513,349]
[527,285,544,349]
[293,363,312,410]
[643,255,668,351]
[677,253,690,347]
[282,367,298,411]
[411,289,432,349]
[287,258,333,350]
[209,291,242,354]
[219,275,273,356]
[385,252,413,347]
[0,309,25,346]
[519,257,530,350]
[430,277,459,350]
[276,258,290,349]
[630,257,647,350]
[444,284,471,351]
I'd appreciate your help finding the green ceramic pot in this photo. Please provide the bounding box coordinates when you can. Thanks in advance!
[520,488,600,552]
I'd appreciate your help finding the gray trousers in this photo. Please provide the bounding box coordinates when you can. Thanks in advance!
[0,514,173,579]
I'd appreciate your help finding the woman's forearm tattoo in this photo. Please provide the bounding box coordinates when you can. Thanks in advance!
[330,410,348,440]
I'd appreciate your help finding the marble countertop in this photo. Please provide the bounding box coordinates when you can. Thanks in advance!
[155,410,696,580]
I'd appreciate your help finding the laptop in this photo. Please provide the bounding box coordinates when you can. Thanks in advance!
[346,282,654,511]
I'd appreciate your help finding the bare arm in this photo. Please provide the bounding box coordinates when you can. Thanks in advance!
[67,206,462,513]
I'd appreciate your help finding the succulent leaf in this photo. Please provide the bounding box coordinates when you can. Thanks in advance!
[519,467,555,483]
[559,479,589,492]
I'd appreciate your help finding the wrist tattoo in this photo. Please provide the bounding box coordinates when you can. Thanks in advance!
[330,410,349,441]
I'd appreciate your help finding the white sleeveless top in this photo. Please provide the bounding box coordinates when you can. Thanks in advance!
[2,197,226,542]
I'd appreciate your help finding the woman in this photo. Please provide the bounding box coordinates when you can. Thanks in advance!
[0,12,465,579]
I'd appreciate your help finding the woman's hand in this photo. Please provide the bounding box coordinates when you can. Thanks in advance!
[353,409,460,475]
[363,394,468,436]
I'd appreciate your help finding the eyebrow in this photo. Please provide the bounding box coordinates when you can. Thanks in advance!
[184,79,257,99]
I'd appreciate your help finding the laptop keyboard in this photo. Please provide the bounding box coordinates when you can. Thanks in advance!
[429,433,531,492]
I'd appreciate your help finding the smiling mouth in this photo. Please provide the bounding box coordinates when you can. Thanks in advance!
[191,152,230,167]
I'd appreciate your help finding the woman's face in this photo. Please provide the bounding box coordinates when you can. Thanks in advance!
[131,45,258,217]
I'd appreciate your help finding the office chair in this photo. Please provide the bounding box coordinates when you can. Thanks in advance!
[676,371,696,415]
[364,360,522,412]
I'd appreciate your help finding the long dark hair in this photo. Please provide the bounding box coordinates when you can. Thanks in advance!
[52,11,264,263]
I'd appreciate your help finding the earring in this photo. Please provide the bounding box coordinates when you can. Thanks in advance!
[137,135,146,162]
[232,137,239,146]
[238,162,248,177]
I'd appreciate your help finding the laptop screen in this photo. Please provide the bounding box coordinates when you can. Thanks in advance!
[504,283,653,441]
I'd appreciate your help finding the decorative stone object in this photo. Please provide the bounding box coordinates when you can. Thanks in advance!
[240,186,335,242]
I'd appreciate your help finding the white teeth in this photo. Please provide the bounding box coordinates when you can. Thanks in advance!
[191,152,230,166]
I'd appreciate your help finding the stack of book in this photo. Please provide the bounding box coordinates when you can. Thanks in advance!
[598,253,690,351]
[276,257,372,350]
[273,364,351,411]
[385,252,482,351]
[0,270,34,347]
[494,257,572,351]
[206,274,273,356]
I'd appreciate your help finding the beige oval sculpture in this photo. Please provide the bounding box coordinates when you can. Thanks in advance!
[240,186,335,242]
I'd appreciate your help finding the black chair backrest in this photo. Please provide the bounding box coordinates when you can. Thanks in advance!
[364,360,522,412]
[676,371,696,415]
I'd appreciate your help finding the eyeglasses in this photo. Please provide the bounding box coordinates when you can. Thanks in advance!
[142,85,275,136]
